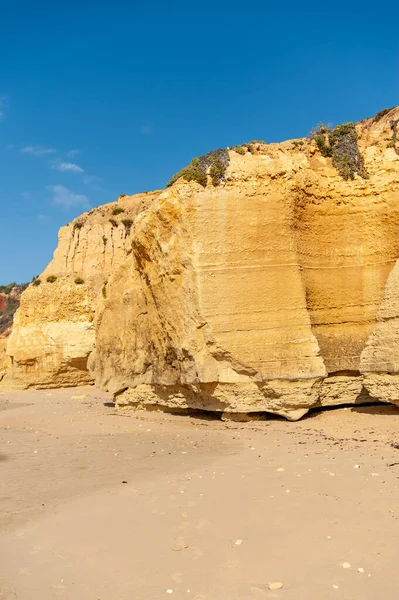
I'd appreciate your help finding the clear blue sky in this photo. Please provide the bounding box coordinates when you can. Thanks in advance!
[1,0,398,283]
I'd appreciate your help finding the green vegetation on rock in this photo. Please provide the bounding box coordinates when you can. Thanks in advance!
[373,108,394,123]
[0,283,28,334]
[234,141,267,155]
[311,122,368,180]
[209,159,226,186]
[122,218,133,236]
[232,145,247,155]
[167,149,230,188]
[0,282,16,294]
[112,207,125,215]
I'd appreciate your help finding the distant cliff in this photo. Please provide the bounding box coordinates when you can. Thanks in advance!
[0,283,28,380]
[3,107,399,419]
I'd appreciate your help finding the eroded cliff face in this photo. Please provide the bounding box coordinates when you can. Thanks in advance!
[4,108,399,419]
[1,192,161,388]
[0,284,27,381]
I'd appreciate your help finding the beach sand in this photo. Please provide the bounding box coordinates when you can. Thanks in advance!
[1,387,399,599]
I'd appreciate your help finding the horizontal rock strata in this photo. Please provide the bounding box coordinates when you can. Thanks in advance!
[3,108,399,419]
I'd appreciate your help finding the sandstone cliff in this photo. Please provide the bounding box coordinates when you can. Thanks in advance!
[3,108,399,419]
[1,192,160,388]
[0,284,27,381]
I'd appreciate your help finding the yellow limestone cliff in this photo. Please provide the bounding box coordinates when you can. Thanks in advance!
[3,108,399,419]
[2,192,160,388]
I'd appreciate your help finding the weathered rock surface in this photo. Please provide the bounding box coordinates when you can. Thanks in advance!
[0,284,27,382]
[3,108,399,418]
[1,192,160,388]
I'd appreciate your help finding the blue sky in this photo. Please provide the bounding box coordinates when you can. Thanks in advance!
[1,0,398,283]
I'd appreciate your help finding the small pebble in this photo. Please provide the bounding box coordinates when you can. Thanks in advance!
[166,590,173,594]
[358,568,364,573]
[268,582,283,590]
[342,562,351,569]
[277,468,285,472]
[235,539,243,545]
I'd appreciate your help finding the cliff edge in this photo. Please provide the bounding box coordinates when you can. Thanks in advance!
[3,108,399,420]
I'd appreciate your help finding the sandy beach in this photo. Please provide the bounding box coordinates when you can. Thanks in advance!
[1,388,399,599]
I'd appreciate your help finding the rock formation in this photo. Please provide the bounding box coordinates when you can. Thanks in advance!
[1,193,160,388]
[0,284,27,381]
[3,108,399,419]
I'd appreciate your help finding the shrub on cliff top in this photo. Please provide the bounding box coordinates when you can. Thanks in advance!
[310,123,333,157]
[232,145,247,155]
[167,149,230,188]
[311,122,368,180]
[0,283,29,335]
[74,277,84,284]
[32,278,41,286]
[373,108,394,123]
[330,123,368,180]
[112,206,125,215]
[209,159,226,186]
[167,157,207,188]
[0,282,16,294]
[46,275,57,283]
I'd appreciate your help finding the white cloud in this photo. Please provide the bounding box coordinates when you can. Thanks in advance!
[51,160,84,173]
[22,145,56,156]
[21,191,32,199]
[67,149,80,158]
[48,185,90,210]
